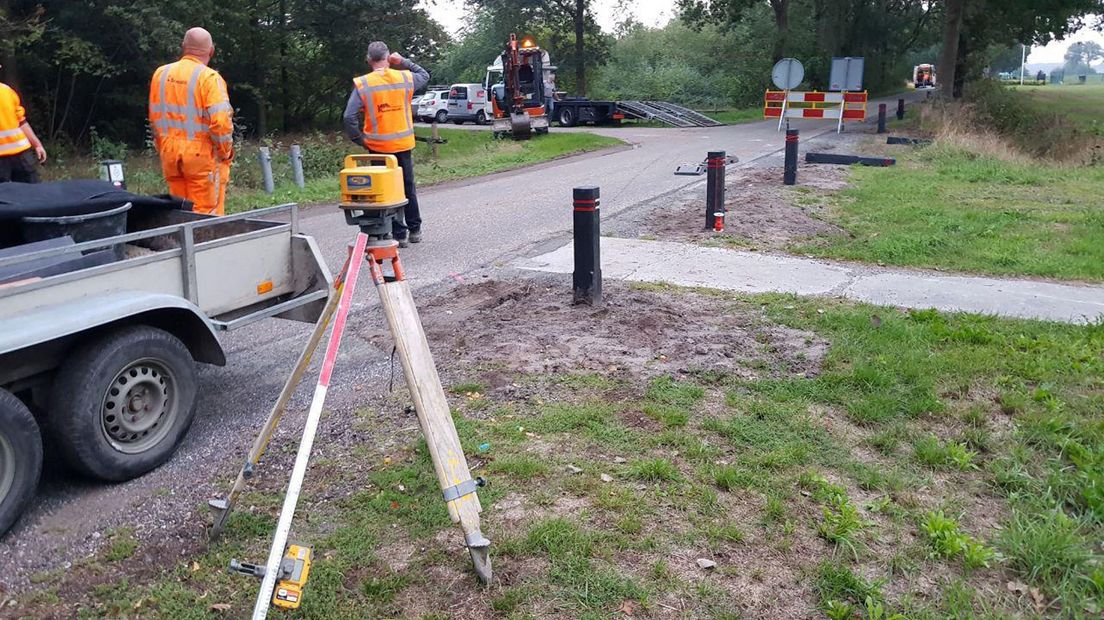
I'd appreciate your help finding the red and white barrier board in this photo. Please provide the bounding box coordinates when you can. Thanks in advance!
[763,90,867,131]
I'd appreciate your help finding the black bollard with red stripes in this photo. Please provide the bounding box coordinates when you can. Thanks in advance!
[572,186,602,305]
[784,129,799,186]
[877,103,887,134]
[896,98,905,121]
[705,151,726,231]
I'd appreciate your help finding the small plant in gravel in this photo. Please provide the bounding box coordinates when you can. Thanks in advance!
[913,434,978,470]
[921,511,998,569]
[818,497,868,560]
[629,458,681,482]
[824,599,855,620]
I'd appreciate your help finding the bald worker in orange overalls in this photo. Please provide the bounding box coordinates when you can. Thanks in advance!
[149,28,234,215]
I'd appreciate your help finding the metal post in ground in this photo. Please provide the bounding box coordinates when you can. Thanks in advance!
[705,151,726,230]
[259,147,275,194]
[896,98,905,121]
[289,144,305,188]
[784,128,799,186]
[877,104,887,134]
[572,186,602,306]
[431,120,440,159]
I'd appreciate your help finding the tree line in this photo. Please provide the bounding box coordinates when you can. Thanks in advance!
[0,0,1100,148]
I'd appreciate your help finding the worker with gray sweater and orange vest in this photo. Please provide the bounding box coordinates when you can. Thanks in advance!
[343,41,430,247]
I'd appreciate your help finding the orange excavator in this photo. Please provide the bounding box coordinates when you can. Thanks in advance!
[488,34,550,140]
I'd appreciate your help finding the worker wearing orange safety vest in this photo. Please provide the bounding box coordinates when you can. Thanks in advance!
[149,28,234,216]
[0,66,47,184]
[343,42,429,246]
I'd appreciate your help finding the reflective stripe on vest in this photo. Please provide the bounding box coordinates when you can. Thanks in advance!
[151,63,213,141]
[356,71,415,144]
[0,87,31,156]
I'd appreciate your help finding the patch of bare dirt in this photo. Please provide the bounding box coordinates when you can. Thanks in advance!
[374,278,827,385]
[643,165,851,250]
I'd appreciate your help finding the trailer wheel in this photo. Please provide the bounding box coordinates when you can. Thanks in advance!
[0,389,43,536]
[49,326,198,482]
[476,110,487,125]
[435,110,448,124]
[558,107,576,127]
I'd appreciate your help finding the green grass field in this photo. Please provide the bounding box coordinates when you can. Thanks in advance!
[792,144,1104,281]
[21,288,1104,618]
[1014,84,1104,136]
[42,127,622,214]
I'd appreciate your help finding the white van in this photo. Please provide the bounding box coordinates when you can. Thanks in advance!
[446,83,488,125]
[417,89,451,123]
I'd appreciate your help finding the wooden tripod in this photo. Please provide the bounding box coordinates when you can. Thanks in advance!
[220,233,490,620]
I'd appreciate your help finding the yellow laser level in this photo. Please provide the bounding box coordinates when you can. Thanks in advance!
[339,154,407,210]
[272,543,313,610]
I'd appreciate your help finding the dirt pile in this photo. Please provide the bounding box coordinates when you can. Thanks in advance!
[644,165,849,249]
[366,278,827,382]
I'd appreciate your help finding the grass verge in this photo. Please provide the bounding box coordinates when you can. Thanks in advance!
[791,142,1104,281]
[43,127,622,214]
[16,284,1104,619]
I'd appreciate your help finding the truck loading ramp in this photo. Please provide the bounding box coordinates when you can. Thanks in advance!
[615,101,723,128]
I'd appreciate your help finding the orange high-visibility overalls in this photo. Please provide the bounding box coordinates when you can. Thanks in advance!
[149,55,234,215]
[353,69,416,153]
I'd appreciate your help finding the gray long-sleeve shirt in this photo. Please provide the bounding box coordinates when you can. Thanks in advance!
[343,59,430,146]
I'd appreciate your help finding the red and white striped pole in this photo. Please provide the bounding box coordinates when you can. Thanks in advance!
[251,233,369,620]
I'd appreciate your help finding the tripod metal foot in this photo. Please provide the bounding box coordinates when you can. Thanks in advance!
[469,545,492,585]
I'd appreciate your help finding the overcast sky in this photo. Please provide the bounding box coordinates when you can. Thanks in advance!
[422,3,1101,67]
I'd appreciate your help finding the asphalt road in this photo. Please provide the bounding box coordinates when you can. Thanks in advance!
[0,98,921,590]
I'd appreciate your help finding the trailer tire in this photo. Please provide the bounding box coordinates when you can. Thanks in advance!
[0,389,43,536]
[558,107,576,127]
[49,326,198,482]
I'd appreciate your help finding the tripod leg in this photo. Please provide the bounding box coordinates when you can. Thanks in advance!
[209,252,354,541]
[374,274,491,584]
[251,233,370,620]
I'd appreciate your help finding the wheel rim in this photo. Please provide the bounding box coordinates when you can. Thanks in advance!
[0,431,14,507]
[100,358,178,454]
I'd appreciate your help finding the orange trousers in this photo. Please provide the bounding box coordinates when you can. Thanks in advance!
[160,146,230,216]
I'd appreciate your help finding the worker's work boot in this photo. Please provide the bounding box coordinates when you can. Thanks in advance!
[397,237,410,248]
[409,230,423,244]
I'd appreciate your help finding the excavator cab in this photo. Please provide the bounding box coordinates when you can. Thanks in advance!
[488,34,551,139]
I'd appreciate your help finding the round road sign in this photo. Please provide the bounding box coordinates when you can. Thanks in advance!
[771,58,804,90]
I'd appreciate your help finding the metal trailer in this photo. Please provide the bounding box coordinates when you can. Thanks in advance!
[551,97,623,127]
[552,98,722,128]
[0,203,331,535]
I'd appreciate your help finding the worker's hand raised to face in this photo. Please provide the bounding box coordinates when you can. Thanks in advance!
[388,52,404,67]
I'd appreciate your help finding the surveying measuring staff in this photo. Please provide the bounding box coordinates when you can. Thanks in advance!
[149,27,235,216]
[343,41,429,247]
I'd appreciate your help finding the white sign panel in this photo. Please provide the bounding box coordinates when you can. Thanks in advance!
[829,57,864,91]
[771,58,804,90]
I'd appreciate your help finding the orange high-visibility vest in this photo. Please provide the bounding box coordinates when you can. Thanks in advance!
[354,69,415,153]
[148,56,233,161]
[0,83,32,157]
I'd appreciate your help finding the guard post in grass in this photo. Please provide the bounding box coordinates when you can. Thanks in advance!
[784,129,799,186]
[289,144,305,188]
[705,151,726,230]
[573,186,602,306]
[259,146,275,194]
[896,98,905,121]
[877,104,887,134]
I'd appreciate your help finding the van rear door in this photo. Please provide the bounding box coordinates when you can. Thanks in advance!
[447,87,466,116]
